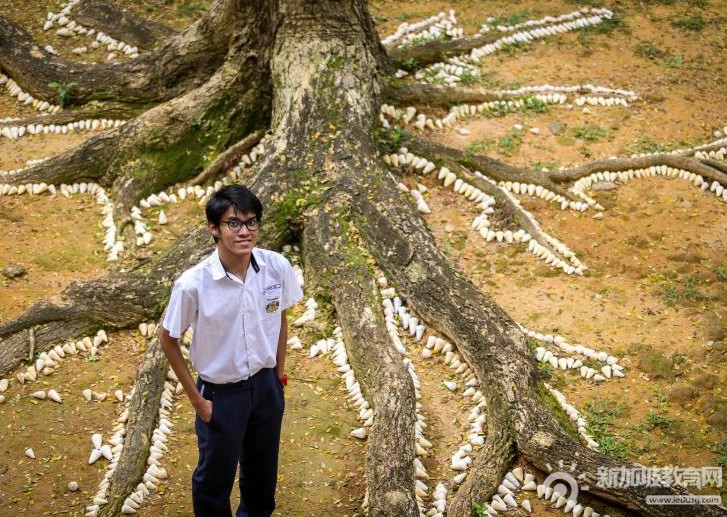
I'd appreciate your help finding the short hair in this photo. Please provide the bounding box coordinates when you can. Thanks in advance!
[205,184,263,228]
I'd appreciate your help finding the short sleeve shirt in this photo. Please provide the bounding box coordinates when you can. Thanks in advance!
[162,248,304,383]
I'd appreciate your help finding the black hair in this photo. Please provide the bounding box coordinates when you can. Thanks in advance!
[205,185,263,240]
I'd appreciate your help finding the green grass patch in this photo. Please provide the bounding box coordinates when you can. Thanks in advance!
[473,501,491,517]
[480,10,531,30]
[583,399,633,459]
[576,9,627,36]
[663,274,705,306]
[662,54,685,68]
[635,41,667,60]
[716,442,727,468]
[671,12,706,32]
[500,40,531,56]
[464,137,494,154]
[497,130,523,156]
[459,68,478,86]
[645,410,674,430]
[628,134,670,154]
[523,95,550,113]
[573,125,609,142]
[177,2,203,17]
[376,126,408,154]
[530,160,556,172]
[714,266,727,281]
[48,81,78,108]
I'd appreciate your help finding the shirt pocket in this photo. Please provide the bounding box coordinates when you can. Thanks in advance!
[262,284,282,317]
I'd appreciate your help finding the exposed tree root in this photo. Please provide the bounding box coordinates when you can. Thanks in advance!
[73,0,176,50]
[97,336,168,517]
[388,33,500,70]
[188,130,264,186]
[0,228,212,376]
[304,192,419,517]
[551,154,727,187]
[4,58,271,222]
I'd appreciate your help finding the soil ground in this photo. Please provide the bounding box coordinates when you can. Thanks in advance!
[0,1,725,516]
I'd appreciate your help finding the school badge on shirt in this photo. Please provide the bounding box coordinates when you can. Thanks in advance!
[263,283,281,313]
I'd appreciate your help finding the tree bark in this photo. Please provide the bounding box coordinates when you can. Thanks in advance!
[73,0,176,50]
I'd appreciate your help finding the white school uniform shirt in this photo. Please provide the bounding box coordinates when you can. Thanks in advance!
[162,248,304,384]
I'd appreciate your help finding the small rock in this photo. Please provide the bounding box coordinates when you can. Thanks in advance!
[457,128,470,136]
[592,212,604,220]
[547,122,566,136]
[2,264,27,280]
[529,127,540,135]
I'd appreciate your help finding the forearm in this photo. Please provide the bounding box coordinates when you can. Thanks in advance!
[159,328,203,407]
[275,310,288,379]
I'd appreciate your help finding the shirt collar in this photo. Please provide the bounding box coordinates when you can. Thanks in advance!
[210,249,264,280]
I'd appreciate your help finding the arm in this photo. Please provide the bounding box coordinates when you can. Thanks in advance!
[275,309,288,383]
[159,327,212,422]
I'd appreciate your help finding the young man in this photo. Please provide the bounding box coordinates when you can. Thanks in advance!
[160,184,303,516]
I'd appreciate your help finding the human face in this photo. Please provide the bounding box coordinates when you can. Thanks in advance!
[210,206,258,261]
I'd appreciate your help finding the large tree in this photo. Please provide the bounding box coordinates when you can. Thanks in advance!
[1,1,725,516]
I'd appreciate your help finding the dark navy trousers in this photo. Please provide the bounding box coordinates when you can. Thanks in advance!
[192,368,285,517]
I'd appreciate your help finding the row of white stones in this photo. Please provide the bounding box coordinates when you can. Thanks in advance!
[89,322,184,516]
[387,147,585,274]
[291,316,380,513]
[83,371,176,517]
[0,135,264,261]
[545,383,598,450]
[396,11,463,49]
[572,164,727,204]
[379,283,438,516]
[84,401,133,516]
[118,141,268,259]
[379,85,635,135]
[0,117,125,140]
[486,464,611,517]
[484,466,536,514]
[411,8,613,86]
[480,7,611,35]
[381,282,489,517]
[7,330,109,388]
[382,11,459,47]
[0,72,62,114]
[42,0,140,59]
[523,326,625,382]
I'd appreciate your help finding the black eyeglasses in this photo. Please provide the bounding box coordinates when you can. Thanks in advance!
[221,217,260,231]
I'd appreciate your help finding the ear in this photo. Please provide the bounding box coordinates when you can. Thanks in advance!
[208,222,219,235]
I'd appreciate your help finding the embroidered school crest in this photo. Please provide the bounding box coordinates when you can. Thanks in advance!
[266,300,280,313]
